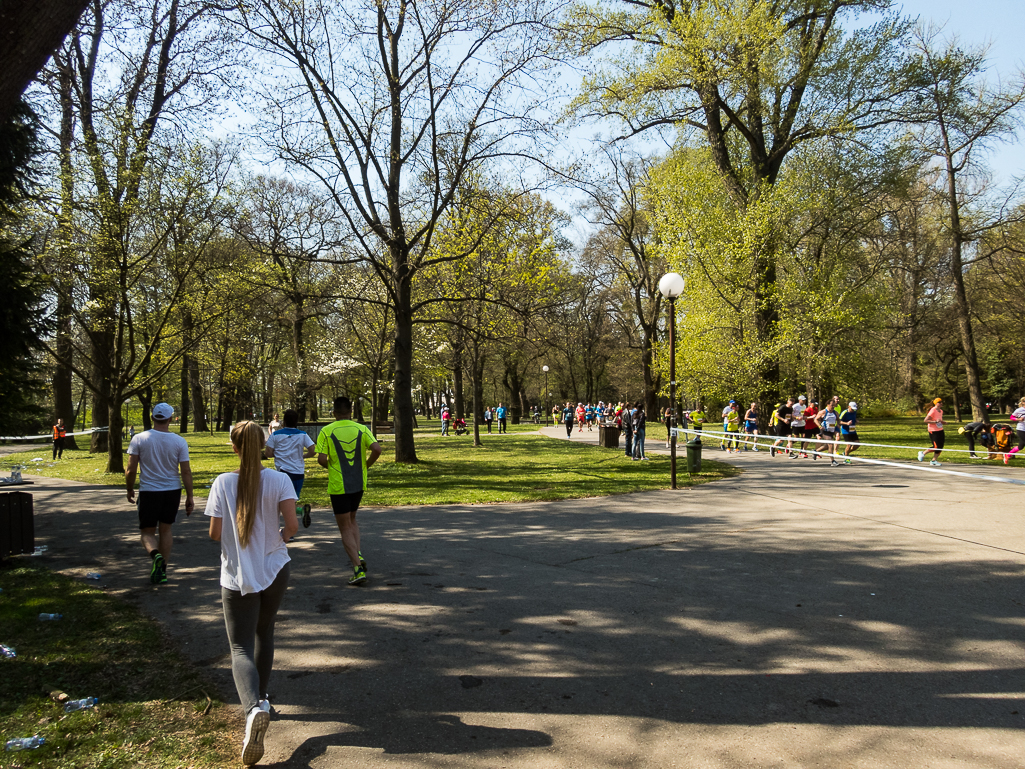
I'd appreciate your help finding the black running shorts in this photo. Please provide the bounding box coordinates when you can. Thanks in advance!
[138,489,182,529]
[930,430,945,450]
[330,491,365,516]
[775,423,790,437]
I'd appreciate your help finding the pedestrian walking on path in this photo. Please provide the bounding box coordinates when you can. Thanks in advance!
[206,420,299,766]
[839,401,860,464]
[315,396,382,586]
[917,398,946,466]
[632,402,648,460]
[125,403,194,584]
[263,409,316,528]
[51,418,66,460]
[1007,397,1025,463]
[562,402,574,438]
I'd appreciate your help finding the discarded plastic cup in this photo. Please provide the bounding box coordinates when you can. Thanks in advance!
[85,572,101,580]
[64,697,98,713]
[38,613,62,621]
[5,735,45,751]
[31,545,48,555]
[0,644,15,658]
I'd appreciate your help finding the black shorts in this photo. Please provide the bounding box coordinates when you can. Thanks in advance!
[138,489,182,529]
[330,491,364,516]
[775,424,790,437]
[930,430,945,450]
[804,427,817,439]
[843,431,859,444]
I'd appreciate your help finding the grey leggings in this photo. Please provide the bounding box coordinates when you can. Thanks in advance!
[221,562,290,714]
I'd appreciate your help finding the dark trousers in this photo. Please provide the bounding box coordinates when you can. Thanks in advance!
[624,428,633,456]
[222,563,290,715]
[499,418,507,433]
[52,437,65,460]
[565,421,573,437]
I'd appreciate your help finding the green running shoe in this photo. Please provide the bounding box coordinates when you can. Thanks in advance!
[150,553,165,585]
[348,567,367,586]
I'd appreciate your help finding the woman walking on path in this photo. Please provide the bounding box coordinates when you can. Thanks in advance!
[632,402,648,460]
[743,402,759,451]
[207,421,299,766]
[1006,397,1025,463]
[917,398,945,466]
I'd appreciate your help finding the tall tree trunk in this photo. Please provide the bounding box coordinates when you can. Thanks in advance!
[293,313,310,421]
[392,263,418,463]
[52,54,78,450]
[105,397,125,474]
[179,355,190,433]
[471,344,484,447]
[641,324,659,419]
[453,348,464,420]
[188,355,206,431]
[139,386,153,431]
[370,370,378,434]
[941,136,986,422]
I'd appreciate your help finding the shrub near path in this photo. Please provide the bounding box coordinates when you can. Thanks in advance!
[0,565,238,769]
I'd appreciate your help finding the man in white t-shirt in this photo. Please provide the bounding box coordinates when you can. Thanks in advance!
[263,409,316,527]
[126,403,193,585]
[789,395,807,458]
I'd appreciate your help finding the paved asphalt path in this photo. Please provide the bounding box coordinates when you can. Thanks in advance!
[12,426,1025,768]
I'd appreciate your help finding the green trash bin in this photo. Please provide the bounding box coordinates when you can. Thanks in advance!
[686,439,702,474]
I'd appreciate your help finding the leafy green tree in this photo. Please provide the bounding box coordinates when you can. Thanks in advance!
[568,0,911,400]
[904,25,1025,421]
[237,0,562,462]
[0,100,51,435]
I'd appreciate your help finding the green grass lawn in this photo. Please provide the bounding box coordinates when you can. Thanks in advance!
[0,565,238,768]
[0,422,738,508]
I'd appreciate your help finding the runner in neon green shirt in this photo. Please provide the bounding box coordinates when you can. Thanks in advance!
[316,396,382,585]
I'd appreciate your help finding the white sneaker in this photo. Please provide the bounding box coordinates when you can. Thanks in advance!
[258,699,271,713]
[242,705,270,765]
[929,460,941,467]
[917,451,925,462]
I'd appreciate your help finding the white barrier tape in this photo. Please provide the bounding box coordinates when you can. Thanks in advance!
[675,426,1019,457]
[673,428,1025,486]
[0,427,109,441]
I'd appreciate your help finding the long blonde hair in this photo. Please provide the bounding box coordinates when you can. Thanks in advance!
[230,421,266,548]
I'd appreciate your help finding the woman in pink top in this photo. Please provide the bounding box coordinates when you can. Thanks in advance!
[918,397,945,466]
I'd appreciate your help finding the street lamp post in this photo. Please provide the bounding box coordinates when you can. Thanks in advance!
[658,272,685,489]
[542,366,550,426]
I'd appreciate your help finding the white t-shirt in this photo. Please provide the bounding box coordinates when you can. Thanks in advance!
[205,469,296,595]
[792,403,806,427]
[127,430,189,492]
[264,428,314,475]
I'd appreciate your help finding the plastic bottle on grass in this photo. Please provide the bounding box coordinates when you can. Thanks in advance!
[0,644,15,658]
[6,735,45,751]
[64,697,98,713]
[38,613,62,621]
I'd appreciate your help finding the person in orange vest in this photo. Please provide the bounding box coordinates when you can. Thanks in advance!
[52,419,66,460]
